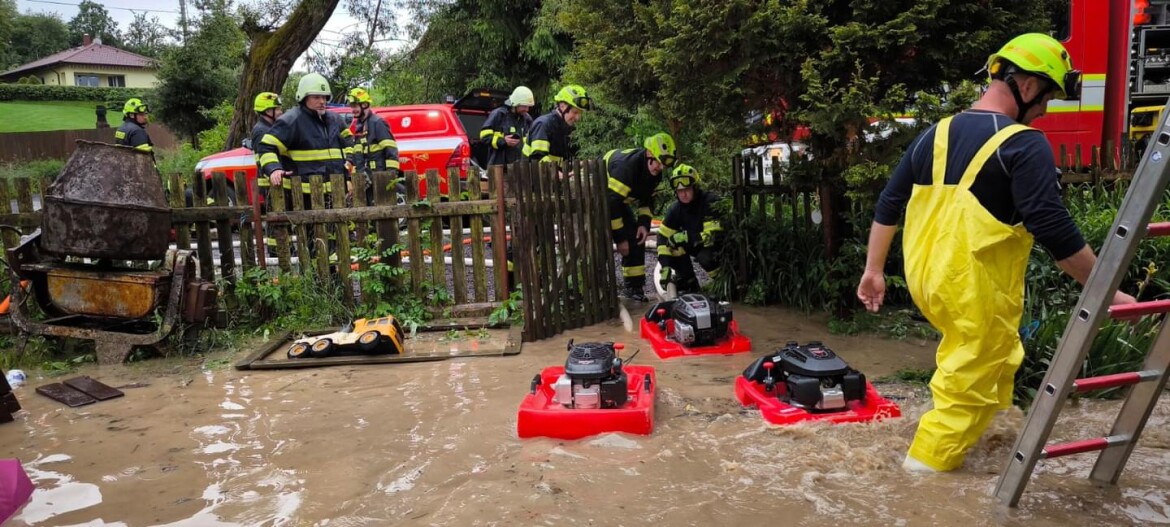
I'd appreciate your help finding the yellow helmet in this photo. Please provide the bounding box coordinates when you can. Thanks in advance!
[669,164,700,189]
[987,33,1081,100]
[346,87,373,105]
[554,84,591,110]
[122,98,149,115]
[253,92,281,113]
[644,133,676,167]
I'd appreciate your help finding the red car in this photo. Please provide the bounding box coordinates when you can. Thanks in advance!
[194,88,508,204]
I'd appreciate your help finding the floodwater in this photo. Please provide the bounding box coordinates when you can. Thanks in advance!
[3,305,1169,526]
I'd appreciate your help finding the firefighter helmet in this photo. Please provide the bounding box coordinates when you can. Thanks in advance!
[508,86,535,107]
[253,92,282,113]
[669,164,700,189]
[347,87,373,105]
[554,84,591,111]
[296,73,332,103]
[122,98,149,115]
[987,33,1081,100]
[645,133,676,168]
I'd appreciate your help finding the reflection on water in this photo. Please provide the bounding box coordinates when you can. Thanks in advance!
[3,306,1169,526]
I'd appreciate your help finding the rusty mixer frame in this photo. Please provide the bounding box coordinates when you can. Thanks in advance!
[5,141,217,365]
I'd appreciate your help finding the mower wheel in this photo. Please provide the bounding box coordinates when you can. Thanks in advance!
[358,330,383,352]
[310,338,335,357]
[287,342,311,359]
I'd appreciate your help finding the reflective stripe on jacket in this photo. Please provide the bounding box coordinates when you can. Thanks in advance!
[257,105,354,180]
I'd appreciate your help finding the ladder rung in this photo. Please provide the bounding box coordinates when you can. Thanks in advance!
[1072,370,1162,392]
[1147,222,1170,237]
[1041,435,1129,459]
[1109,299,1170,319]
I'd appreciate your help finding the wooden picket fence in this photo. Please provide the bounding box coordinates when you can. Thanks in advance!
[0,160,620,343]
[508,160,619,342]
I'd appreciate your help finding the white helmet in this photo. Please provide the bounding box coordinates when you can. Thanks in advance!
[507,86,535,107]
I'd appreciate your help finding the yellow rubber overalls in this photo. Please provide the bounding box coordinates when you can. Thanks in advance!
[903,116,1034,471]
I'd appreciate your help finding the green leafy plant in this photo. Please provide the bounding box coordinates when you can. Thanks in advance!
[488,290,524,326]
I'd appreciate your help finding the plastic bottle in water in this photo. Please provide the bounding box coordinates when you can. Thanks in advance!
[5,370,26,388]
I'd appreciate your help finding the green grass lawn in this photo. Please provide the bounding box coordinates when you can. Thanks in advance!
[0,100,125,132]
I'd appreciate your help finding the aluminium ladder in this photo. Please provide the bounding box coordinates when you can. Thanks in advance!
[994,110,1170,507]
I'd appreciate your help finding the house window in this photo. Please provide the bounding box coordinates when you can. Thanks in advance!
[74,74,99,87]
[107,75,126,87]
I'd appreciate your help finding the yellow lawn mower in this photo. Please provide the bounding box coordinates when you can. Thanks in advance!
[287,316,406,359]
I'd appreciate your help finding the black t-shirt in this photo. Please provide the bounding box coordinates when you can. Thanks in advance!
[874,110,1085,260]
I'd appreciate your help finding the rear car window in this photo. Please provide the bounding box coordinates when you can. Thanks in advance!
[379,108,455,138]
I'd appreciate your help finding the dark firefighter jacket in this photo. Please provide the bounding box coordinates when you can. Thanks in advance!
[257,106,355,187]
[524,109,572,163]
[480,105,532,166]
[350,111,400,172]
[115,120,153,152]
[605,148,662,230]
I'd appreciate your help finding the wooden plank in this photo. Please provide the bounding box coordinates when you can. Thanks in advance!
[168,173,191,250]
[213,173,238,288]
[14,178,33,235]
[0,180,15,250]
[265,199,506,223]
[289,176,311,276]
[525,163,546,340]
[513,161,535,341]
[330,173,353,306]
[548,162,566,335]
[234,172,256,272]
[192,174,214,281]
[352,170,370,254]
[492,166,509,302]
[469,171,488,303]
[309,175,329,280]
[570,159,595,326]
[372,171,402,290]
[538,163,558,339]
[426,169,445,298]
[404,170,424,296]
[269,183,292,273]
[448,168,468,305]
[564,160,584,328]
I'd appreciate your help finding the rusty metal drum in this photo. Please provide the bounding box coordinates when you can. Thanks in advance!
[41,141,172,260]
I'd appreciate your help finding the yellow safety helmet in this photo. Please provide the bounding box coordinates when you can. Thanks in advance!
[987,33,1081,100]
[669,164,700,189]
[122,98,149,115]
[347,87,373,105]
[253,92,282,113]
[554,84,591,111]
[644,133,676,168]
[296,73,332,103]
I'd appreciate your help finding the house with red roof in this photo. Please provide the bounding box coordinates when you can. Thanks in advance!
[0,35,158,88]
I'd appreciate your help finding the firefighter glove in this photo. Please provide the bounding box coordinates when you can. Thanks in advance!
[659,266,673,288]
[670,231,688,246]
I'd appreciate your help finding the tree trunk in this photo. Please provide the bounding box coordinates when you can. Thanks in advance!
[226,0,342,150]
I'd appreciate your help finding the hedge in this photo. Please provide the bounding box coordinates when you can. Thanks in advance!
[0,84,153,103]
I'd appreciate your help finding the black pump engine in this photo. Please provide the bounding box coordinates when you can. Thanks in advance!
[742,341,867,412]
[644,294,733,347]
[552,340,629,409]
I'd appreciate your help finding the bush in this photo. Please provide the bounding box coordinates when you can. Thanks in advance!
[16,75,42,85]
[0,159,64,183]
[0,84,152,102]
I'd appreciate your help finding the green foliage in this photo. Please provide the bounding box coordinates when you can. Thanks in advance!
[828,308,937,341]
[154,2,244,146]
[0,159,64,182]
[195,100,239,155]
[488,290,524,326]
[3,12,70,70]
[67,0,122,47]
[233,267,352,331]
[0,85,150,103]
[349,235,437,331]
[154,145,205,181]
[122,11,173,59]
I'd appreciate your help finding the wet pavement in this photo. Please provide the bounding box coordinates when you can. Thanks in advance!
[3,305,1169,526]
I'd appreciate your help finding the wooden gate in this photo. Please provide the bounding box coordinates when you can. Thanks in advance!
[508,160,619,342]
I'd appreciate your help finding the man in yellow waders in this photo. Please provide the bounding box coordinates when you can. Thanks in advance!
[856,33,1138,473]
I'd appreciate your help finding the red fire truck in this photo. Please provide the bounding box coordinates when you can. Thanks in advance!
[1034,0,1170,165]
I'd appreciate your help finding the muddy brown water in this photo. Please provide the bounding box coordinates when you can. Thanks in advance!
[3,306,1169,526]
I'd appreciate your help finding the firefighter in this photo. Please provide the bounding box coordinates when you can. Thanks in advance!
[250,92,285,198]
[257,73,354,204]
[606,132,676,301]
[656,164,724,294]
[524,84,591,163]
[346,87,399,204]
[115,98,152,153]
[856,33,1138,473]
[481,85,534,167]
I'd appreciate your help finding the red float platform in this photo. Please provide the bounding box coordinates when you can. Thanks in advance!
[517,365,656,440]
[640,318,752,359]
[734,376,901,425]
